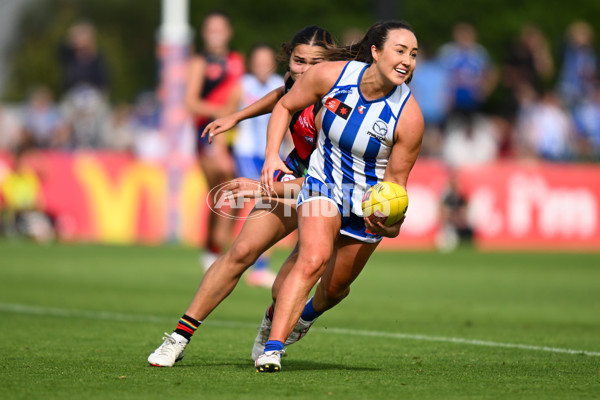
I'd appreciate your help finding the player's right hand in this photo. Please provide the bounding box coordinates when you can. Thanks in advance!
[261,155,292,194]
[201,115,237,144]
[364,216,405,238]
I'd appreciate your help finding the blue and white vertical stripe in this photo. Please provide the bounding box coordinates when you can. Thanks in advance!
[307,61,412,216]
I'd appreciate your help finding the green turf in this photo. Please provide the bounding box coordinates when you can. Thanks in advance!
[0,240,599,399]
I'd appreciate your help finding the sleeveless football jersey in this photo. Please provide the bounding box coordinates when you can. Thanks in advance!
[195,51,245,129]
[233,73,284,158]
[306,61,412,216]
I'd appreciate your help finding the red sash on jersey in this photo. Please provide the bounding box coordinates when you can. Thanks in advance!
[195,51,245,128]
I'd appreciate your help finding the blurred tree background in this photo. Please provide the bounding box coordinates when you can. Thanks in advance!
[3,0,600,103]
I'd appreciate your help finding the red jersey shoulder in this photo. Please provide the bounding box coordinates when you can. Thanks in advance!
[226,51,245,80]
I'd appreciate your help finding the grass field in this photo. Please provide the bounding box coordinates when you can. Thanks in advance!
[0,240,599,399]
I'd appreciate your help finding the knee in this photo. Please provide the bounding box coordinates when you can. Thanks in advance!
[227,240,259,267]
[296,253,330,281]
[321,283,350,302]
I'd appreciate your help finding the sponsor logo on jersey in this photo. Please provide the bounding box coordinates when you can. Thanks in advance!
[298,115,309,129]
[366,120,389,142]
[358,105,366,114]
[303,135,315,145]
[330,88,354,96]
[324,97,353,120]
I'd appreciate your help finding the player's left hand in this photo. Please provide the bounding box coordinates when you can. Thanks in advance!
[221,177,268,200]
[202,114,237,144]
[364,216,405,238]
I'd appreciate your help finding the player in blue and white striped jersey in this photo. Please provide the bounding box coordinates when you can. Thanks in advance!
[256,20,424,372]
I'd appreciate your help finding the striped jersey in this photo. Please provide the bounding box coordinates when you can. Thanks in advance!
[233,73,284,158]
[306,61,412,216]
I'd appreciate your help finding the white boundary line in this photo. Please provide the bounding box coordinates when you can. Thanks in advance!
[1,302,598,357]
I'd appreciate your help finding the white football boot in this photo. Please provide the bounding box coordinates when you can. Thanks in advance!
[286,317,314,345]
[255,350,284,372]
[251,310,316,361]
[147,332,188,367]
[251,312,272,361]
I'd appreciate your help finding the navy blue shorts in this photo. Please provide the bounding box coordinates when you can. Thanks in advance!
[296,175,383,243]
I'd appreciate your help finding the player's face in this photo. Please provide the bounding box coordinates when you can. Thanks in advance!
[251,47,277,83]
[373,28,418,86]
[289,44,325,81]
[202,15,232,53]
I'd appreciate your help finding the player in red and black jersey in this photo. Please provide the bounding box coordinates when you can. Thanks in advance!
[273,100,322,182]
[147,26,336,367]
[185,12,245,271]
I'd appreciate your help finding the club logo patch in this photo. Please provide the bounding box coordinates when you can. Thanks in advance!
[324,97,353,120]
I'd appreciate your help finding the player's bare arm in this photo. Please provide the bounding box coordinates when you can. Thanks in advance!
[223,177,304,199]
[202,86,286,142]
[383,96,424,188]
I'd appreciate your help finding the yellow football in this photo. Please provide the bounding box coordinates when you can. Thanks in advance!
[361,181,409,226]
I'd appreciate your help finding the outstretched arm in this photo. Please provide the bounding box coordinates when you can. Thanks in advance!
[223,177,305,199]
[202,85,286,143]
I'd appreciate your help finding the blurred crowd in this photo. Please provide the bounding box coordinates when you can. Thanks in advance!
[411,21,600,165]
[0,21,166,161]
[0,20,599,163]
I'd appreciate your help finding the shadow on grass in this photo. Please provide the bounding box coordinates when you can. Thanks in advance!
[162,356,381,371]
[171,358,379,372]
[275,359,380,372]
[177,360,380,371]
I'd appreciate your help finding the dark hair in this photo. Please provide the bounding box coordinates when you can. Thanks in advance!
[324,20,415,63]
[280,25,336,64]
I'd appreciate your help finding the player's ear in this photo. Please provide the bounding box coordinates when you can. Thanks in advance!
[371,45,379,63]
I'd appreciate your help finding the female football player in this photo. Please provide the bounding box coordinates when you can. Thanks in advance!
[187,12,245,271]
[255,20,424,372]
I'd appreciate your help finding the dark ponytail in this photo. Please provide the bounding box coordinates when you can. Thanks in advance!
[323,20,414,63]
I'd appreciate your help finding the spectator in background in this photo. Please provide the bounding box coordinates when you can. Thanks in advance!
[496,24,554,158]
[502,24,554,112]
[130,91,165,160]
[232,44,283,287]
[105,103,135,152]
[409,48,450,157]
[58,85,112,150]
[186,12,245,271]
[0,148,54,242]
[436,170,473,252]
[21,86,66,149]
[0,105,23,153]
[58,21,110,95]
[557,21,598,110]
[56,21,112,150]
[438,22,497,136]
[441,113,499,168]
[516,88,574,161]
[571,83,600,160]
